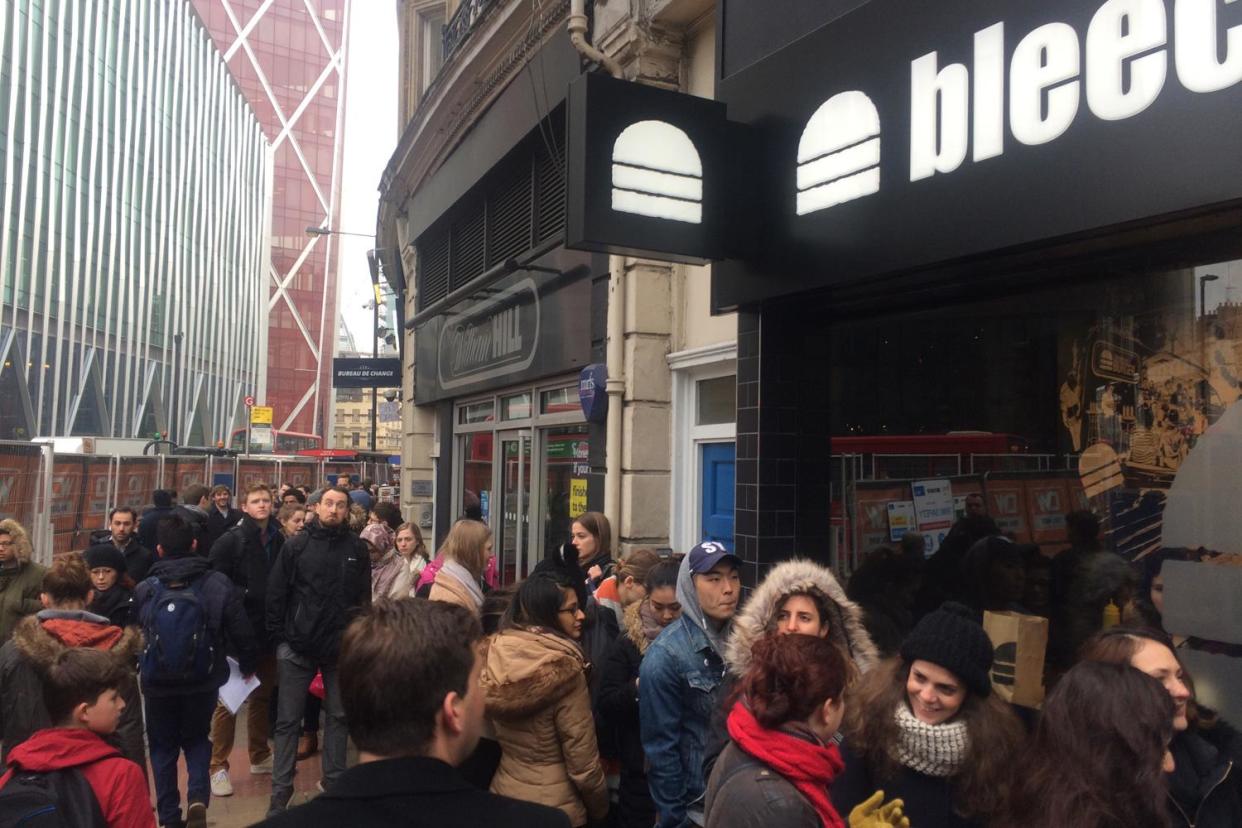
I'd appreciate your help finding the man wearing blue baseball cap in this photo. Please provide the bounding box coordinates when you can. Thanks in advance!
[639,542,741,828]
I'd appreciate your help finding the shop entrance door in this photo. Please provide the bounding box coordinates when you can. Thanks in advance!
[497,431,532,585]
[701,442,736,551]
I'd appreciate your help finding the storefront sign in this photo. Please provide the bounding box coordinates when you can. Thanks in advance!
[414,248,593,404]
[713,0,1242,309]
[566,73,737,264]
[333,358,401,388]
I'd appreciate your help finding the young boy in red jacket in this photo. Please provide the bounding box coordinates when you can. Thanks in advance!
[0,646,154,827]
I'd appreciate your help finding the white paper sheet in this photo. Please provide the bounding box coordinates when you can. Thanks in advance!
[219,656,261,715]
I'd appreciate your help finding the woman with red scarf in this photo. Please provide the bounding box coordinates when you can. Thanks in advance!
[704,634,908,828]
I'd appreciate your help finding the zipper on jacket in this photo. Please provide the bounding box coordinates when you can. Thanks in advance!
[1170,759,1233,827]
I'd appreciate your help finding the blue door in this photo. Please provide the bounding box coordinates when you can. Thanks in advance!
[700,442,736,551]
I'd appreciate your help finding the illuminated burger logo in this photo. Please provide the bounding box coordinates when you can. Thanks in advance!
[611,120,703,224]
[796,91,881,216]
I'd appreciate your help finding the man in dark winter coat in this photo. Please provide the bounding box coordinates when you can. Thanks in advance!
[0,552,144,769]
[136,514,258,828]
[174,484,214,556]
[205,484,243,553]
[265,486,371,817]
[255,598,568,828]
[88,506,154,583]
[207,483,283,796]
[138,489,177,550]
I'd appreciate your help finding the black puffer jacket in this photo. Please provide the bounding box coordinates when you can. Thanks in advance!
[210,516,283,652]
[206,506,243,552]
[87,583,134,629]
[1168,727,1242,828]
[597,601,657,828]
[265,518,370,665]
[134,554,258,697]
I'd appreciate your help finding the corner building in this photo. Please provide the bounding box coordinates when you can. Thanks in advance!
[381,0,734,577]
[0,0,269,443]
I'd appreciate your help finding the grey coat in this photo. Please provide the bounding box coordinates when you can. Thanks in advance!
[704,741,820,828]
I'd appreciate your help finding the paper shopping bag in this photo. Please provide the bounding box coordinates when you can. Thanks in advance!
[983,610,1049,708]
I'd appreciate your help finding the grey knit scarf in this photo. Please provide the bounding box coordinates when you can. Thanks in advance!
[891,702,969,778]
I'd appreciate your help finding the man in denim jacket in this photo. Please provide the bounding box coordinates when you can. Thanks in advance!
[639,542,741,828]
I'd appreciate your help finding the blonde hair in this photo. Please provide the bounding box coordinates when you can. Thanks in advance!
[0,519,33,563]
[439,519,492,578]
[396,522,426,559]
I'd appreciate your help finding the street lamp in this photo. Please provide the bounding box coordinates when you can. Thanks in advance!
[305,225,375,239]
[1201,273,1220,317]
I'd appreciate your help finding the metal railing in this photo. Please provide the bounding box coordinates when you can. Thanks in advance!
[0,441,395,564]
[442,0,500,59]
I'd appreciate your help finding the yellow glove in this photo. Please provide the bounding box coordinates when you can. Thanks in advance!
[848,790,911,828]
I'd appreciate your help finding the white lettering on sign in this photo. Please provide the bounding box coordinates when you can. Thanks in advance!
[491,306,522,359]
[908,0,1236,181]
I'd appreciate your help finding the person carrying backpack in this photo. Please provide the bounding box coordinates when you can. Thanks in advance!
[0,647,154,828]
[134,515,258,828]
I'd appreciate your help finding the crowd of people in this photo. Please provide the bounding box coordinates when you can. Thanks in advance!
[0,486,1236,828]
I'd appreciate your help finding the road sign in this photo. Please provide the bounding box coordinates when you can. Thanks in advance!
[244,395,256,407]
[250,406,273,425]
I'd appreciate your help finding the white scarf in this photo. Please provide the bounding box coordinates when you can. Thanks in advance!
[440,559,485,609]
[891,702,969,778]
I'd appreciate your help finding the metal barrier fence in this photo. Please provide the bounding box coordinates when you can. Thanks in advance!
[0,440,395,565]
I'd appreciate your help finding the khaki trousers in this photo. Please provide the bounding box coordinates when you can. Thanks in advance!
[208,651,277,773]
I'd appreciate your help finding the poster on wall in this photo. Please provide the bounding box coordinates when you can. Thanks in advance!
[912,479,954,554]
[569,479,588,518]
[886,501,916,542]
[854,483,911,554]
[1056,272,1242,559]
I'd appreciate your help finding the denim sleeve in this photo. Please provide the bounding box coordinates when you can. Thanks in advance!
[640,644,689,828]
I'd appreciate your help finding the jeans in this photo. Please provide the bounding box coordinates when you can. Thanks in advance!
[209,652,277,773]
[270,642,346,807]
[145,690,218,825]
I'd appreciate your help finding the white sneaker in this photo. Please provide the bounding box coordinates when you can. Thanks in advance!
[249,756,273,775]
[210,768,233,797]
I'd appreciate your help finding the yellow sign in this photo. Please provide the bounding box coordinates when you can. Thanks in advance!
[569,478,588,518]
[250,406,273,425]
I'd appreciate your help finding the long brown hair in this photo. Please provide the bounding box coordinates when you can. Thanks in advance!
[844,659,1022,822]
[572,511,612,561]
[1080,625,1215,730]
[1004,661,1173,828]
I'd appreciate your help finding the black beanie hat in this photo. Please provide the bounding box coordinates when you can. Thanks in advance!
[900,601,994,697]
[84,544,127,576]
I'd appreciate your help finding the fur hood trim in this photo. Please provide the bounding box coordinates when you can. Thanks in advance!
[13,614,142,669]
[724,558,879,678]
[482,627,586,720]
[622,600,652,656]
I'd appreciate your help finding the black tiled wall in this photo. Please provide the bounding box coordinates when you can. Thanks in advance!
[734,308,832,586]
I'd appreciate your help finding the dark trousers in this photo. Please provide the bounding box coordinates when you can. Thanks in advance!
[145,689,218,825]
[271,643,346,806]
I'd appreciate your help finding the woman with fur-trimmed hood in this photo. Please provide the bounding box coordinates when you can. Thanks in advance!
[703,558,880,781]
[482,572,609,827]
[0,519,46,644]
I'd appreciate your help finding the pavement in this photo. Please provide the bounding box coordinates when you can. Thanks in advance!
[147,703,325,828]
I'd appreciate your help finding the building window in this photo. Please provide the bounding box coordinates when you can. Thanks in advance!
[418,6,446,95]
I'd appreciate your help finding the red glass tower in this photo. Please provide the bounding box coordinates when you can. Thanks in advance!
[191,0,350,440]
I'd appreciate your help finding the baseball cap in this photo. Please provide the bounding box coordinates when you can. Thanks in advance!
[688,541,740,574]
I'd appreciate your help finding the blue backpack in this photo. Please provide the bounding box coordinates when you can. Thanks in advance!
[139,576,215,686]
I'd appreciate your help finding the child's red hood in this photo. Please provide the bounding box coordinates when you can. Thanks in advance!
[5,727,120,772]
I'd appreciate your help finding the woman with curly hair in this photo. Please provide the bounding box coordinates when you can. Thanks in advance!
[830,603,1023,828]
[1003,660,1175,828]
[0,519,45,643]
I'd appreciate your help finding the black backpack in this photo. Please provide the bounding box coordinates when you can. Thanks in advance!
[0,767,108,828]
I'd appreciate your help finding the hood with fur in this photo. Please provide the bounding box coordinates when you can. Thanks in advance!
[622,599,661,656]
[724,558,879,678]
[482,627,587,720]
[13,611,142,669]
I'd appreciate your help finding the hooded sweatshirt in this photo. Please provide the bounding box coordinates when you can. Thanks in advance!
[675,552,731,657]
[0,610,144,768]
[0,727,154,828]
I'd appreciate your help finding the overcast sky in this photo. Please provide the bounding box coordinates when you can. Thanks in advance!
[336,1,398,352]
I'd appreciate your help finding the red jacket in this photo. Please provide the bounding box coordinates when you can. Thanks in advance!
[0,727,154,828]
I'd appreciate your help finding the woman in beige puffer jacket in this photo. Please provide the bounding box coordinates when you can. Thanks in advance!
[482,572,608,827]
